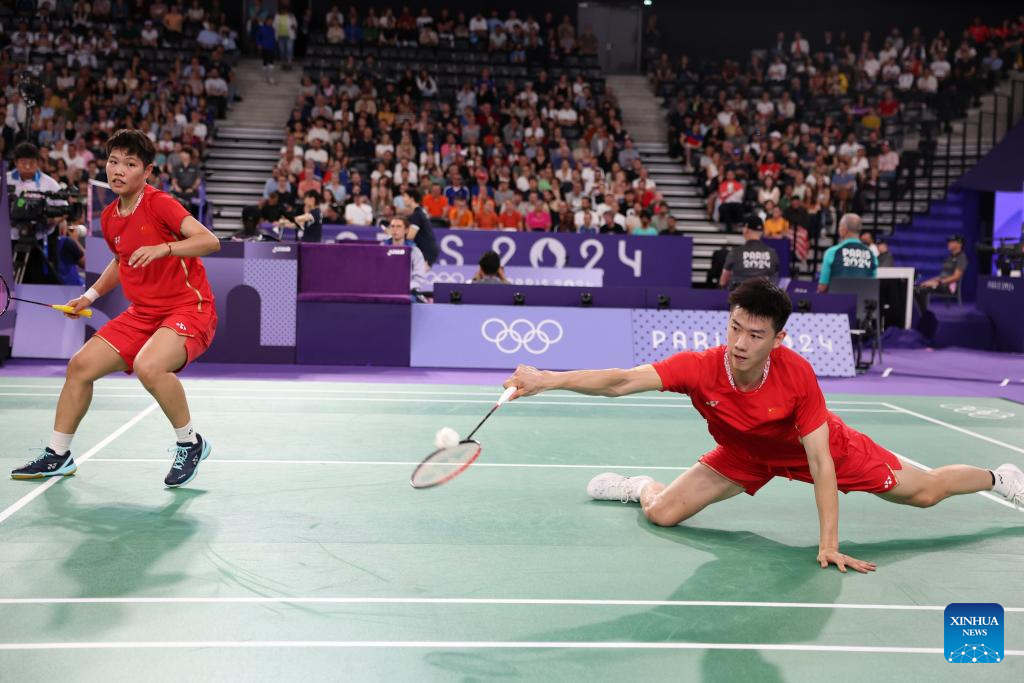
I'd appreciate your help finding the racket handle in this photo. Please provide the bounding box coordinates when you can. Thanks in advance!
[52,304,93,318]
[497,385,517,406]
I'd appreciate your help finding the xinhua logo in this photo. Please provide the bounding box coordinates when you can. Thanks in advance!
[944,603,1003,663]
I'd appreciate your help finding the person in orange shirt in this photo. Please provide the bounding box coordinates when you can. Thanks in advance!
[476,198,500,229]
[763,205,791,238]
[447,197,475,228]
[422,182,448,219]
[498,199,523,230]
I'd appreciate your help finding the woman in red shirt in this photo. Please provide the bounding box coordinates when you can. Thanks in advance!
[11,129,221,488]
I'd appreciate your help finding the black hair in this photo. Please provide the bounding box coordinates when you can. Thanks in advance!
[13,142,39,161]
[859,228,873,238]
[728,277,792,333]
[404,187,421,203]
[105,129,156,166]
[304,190,322,202]
[478,250,501,275]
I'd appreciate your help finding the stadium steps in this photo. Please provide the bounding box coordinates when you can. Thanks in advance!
[605,75,669,145]
[203,59,302,235]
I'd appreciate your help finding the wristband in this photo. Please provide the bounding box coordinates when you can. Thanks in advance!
[83,287,100,303]
[166,242,173,257]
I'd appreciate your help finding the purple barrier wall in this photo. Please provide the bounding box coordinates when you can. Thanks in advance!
[296,301,411,365]
[1,164,14,342]
[432,283,645,308]
[326,225,693,287]
[299,242,410,303]
[10,284,88,359]
[410,304,857,376]
[977,277,1024,352]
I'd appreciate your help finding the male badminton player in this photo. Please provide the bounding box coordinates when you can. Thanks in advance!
[10,129,220,487]
[503,278,1024,573]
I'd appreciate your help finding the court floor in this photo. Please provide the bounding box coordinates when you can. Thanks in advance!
[0,375,1022,681]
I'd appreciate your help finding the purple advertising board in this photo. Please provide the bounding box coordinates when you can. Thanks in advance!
[410,304,634,370]
[631,310,855,376]
[328,225,692,287]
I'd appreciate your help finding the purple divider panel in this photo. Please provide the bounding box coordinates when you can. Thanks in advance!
[631,310,855,376]
[300,242,410,296]
[977,277,1024,352]
[643,287,730,310]
[297,301,411,366]
[326,225,692,287]
[411,304,634,370]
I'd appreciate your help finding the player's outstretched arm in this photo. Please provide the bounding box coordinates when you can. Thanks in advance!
[802,423,877,574]
[63,257,120,317]
[503,364,662,400]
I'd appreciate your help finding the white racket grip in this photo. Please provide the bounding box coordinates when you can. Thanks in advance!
[497,385,517,406]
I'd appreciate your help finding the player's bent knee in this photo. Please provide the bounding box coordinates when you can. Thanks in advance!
[133,359,164,387]
[642,500,690,527]
[66,351,101,383]
[911,490,942,508]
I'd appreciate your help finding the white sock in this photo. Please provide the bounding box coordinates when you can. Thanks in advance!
[174,422,198,444]
[49,431,74,455]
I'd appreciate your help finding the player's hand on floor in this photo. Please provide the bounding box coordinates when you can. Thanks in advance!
[62,296,92,318]
[128,244,170,268]
[817,548,876,573]
[504,365,546,400]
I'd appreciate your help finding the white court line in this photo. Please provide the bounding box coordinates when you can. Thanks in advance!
[883,402,1024,457]
[0,384,887,405]
[897,453,1020,511]
[0,403,159,526]
[0,640,1019,655]
[0,596,1020,612]
[0,393,897,413]
[87,458,689,470]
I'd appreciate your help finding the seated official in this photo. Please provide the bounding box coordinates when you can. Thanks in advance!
[914,234,967,310]
[817,213,877,293]
[275,190,324,242]
[720,216,780,291]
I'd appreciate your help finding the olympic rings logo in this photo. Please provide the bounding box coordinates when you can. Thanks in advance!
[481,318,564,354]
[939,404,1016,420]
[425,271,467,284]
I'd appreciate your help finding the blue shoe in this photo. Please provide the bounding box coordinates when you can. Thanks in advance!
[11,448,77,480]
[164,434,211,488]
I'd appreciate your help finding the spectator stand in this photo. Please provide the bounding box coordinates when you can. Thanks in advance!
[1,1,242,228]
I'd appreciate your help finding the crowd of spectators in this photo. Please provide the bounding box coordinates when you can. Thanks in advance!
[649,15,1023,257]
[256,7,685,241]
[1,1,240,214]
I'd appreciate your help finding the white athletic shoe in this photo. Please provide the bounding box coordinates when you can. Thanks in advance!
[586,472,654,503]
[992,464,1024,509]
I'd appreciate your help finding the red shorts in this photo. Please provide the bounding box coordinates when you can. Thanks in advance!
[700,428,902,496]
[94,305,217,374]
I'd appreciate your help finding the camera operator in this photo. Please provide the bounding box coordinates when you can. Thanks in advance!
[7,142,66,283]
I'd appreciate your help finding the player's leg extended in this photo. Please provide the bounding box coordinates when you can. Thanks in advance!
[11,337,126,479]
[133,327,191,428]
[639,463,745,526]
[55,336,129,433]
[876,459,1002,508]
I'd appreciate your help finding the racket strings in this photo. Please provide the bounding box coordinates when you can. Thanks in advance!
[411,441,481,488]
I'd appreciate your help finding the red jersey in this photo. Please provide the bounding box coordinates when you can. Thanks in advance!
[653,345,851,468]
[101,185,214,314]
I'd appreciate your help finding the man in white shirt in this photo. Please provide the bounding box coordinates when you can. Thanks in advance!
[7,142,67,280]
[344,195,374,225]
[917,69,938,94]
[304,138,329,166]
[393,158,419,184]
[838,133,862,159]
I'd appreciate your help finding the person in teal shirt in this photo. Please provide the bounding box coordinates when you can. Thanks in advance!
[631,212,660,236]
[817,213,877,292]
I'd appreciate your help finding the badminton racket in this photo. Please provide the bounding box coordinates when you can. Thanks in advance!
[410,385,517,489]
[0,273,93,318]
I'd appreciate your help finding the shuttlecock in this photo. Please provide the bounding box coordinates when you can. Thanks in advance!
[434,426,460,449]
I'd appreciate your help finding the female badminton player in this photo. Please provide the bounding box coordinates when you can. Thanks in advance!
[10,129,220,487]
[503,278,1024,573]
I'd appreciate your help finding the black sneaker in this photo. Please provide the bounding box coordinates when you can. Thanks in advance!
[11,448,77,480]
[164,434,212,488]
